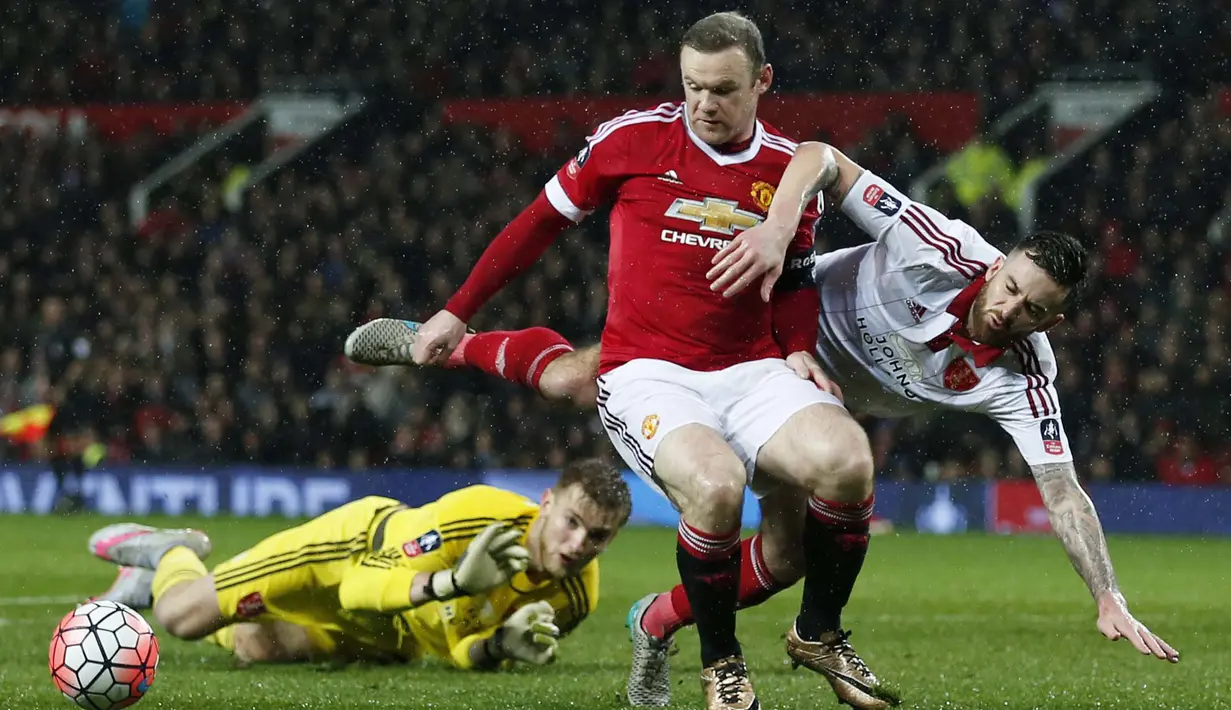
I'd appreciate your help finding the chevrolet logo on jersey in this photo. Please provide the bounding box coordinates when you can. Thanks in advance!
[666,197,763,235]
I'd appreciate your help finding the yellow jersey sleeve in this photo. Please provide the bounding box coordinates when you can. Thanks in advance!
[337,502,442,613]
[337,486,538,615]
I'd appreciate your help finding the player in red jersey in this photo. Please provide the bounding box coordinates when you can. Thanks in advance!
[347,12,893,710]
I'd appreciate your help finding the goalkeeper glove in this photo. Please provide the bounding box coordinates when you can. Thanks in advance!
[487,601,559,666]
[428,522,529,601]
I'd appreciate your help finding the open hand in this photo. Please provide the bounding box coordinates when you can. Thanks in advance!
[1097,596,1179,663]
[706,221,793,301]
[785,351,844,402]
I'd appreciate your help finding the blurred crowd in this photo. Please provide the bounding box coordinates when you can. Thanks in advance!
[0,1,1227,485]
[0,113,618,471]
[3,0,1225,110]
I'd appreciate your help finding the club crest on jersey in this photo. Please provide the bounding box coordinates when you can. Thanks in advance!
[862,184,901,217]
[943,357,980,392]
[1040,418,1064,455]
[236,592,266,618]
[641,414,660,440]
[665,197,763,236]
[750,181,776,212]
[402,530,443,558]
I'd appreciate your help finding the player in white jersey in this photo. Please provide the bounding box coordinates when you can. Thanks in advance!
[701,141,1183,656]
[808,165,1075,469]
[344,147,1178,707]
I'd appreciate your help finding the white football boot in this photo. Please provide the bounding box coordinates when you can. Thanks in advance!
[90,567,156,610]
[626,593,677,707]
[343,318,422,367]
[89,523,212,569]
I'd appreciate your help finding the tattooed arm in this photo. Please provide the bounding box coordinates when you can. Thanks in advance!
[1030,461,1120,601]
[1030,461,1180,662]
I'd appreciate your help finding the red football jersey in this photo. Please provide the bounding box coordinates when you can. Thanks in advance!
[546,102,820,375]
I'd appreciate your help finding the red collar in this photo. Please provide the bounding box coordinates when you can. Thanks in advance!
[946,273,985,321]
[927,273,1007,368]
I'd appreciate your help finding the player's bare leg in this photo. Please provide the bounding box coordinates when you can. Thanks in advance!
[152,568,228,639]
[627,483,805,707]
[757,404,899,709]
[653,425,759,710]
[536,344,601,407]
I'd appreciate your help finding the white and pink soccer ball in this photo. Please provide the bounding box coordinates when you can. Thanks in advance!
[48,600,159,710]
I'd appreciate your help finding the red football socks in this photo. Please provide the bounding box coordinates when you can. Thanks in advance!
[456,327,574,389]
[642,533,789,640]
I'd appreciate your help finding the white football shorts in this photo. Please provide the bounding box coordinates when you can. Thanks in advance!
[595,357,845,501]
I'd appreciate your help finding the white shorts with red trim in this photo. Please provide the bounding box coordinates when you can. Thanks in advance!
[595,358,844,502]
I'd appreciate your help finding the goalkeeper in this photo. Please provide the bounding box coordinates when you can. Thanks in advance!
[87,458,631,670]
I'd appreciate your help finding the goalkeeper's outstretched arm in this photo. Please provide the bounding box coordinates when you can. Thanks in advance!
[335,565,440,614]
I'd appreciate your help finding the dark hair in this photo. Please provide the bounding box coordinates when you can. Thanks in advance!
[1010,230,1090,310]
[680,11,766,73]
[555,458,632,526]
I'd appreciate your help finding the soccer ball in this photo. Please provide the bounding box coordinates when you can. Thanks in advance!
[48,600,159,709]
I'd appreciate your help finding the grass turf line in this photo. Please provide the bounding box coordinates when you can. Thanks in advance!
[3,514,1227,709]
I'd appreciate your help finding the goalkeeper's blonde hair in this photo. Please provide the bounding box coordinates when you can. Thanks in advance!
[554,458,632,525]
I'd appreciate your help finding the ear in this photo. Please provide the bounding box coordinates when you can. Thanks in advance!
[540,488,553,510]
[756,63,773,95]
[1037,313,1065,333]
[985,255,1006,279]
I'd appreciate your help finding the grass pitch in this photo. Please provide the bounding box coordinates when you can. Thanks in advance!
[1,514,1227,709]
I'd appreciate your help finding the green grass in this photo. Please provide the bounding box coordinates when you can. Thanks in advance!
[2,514,1228,709]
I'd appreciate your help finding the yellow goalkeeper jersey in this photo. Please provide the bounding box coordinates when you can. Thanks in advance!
[333,486,599,668]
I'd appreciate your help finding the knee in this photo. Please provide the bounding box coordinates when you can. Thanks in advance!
[661,454,747,526]
[828,445,875,501]
[152,585,219,641]
[697,472,747,513]
[801,430,875,501]
[683,466,747,523]
[154,605,201,640]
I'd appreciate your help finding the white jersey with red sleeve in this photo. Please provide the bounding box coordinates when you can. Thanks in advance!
[544,102,820,375]
[810,170,1074,466]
